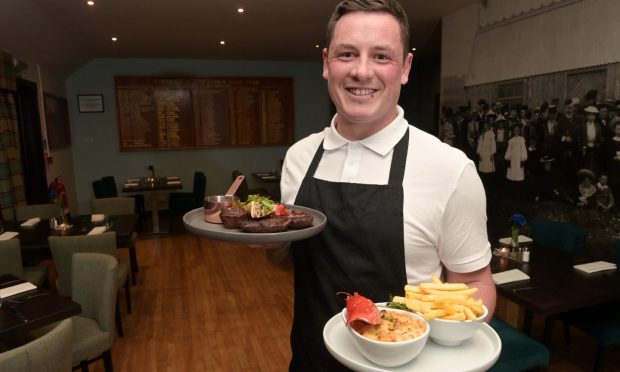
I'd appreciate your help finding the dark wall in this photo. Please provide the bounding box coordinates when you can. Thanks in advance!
[400,53,441,136]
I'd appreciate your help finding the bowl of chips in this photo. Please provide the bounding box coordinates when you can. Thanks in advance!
[427,304,488,346]
[391,275,488,347]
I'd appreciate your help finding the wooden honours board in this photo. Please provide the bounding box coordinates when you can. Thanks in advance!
[115,76,294,151]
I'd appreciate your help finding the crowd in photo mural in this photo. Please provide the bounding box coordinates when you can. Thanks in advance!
[439,92,620,214]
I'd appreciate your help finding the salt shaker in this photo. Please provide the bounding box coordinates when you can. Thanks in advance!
[522,247,530,262]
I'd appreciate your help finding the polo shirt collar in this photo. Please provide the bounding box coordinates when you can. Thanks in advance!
[323,106,408,156]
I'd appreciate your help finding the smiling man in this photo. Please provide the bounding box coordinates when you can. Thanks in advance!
[270,0,496,370]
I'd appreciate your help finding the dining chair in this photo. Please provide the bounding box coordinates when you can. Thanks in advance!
[563,239,620,371]
[0,318,73,372]
[0,239,48,287]
[231,170,271,201]
[91,196,140,285]
[49,232,131,337]
[15,203,62,221]
[92,179,108,198]
[70,252,118,372]
[530,218,586,255]
[168,171,206,233]
[488,317,549,372]
[94,176,146,231]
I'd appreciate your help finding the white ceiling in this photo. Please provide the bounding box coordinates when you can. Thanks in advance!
[1,0,478,79]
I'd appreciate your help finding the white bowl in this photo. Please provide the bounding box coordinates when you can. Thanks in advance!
[428,304,488,346]
[342,305,429,367]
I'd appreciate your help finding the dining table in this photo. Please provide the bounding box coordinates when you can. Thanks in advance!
[5,214,139,267]
[0,274,81,352]
[121,176,183,233]
[491,244,620,345]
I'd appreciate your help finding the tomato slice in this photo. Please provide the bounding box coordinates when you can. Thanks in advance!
[274,203,290,216]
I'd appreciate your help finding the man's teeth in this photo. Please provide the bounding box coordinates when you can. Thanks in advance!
[350,88,375,96]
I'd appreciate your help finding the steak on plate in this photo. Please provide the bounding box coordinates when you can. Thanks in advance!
[239,216,290,233]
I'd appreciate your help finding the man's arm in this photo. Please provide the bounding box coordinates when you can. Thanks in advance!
[445,265,496,322]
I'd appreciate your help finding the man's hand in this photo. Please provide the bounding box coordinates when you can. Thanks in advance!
[250,242,293,271]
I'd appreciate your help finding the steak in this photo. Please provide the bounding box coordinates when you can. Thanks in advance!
[288,210,314,229]
[239,216,290,233]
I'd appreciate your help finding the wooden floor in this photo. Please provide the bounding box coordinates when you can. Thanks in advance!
[86,230,620,372]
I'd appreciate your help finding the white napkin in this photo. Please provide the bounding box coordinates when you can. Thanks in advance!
[166,176,180,180]
[167,180,181,185]
[124,182,139,187]
[573,261,617,274]
[0,231,19,240]
[87,226,108,235]
[0,282,37,299]
[91,214,105,222]
[492,269,530,285]
[498,235,533,245]
[20,217,41,227]
[261,175,278,180]
[126,178,140,183]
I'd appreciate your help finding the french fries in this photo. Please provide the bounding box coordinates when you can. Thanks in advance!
[393,275,484,321]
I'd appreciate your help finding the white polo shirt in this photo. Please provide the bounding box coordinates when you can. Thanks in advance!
[281,107,491,284]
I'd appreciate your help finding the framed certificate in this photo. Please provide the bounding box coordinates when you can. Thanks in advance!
[77,94,104,113]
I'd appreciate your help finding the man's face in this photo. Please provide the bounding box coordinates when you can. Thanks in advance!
[323,11,413,137]
[565,105,574,116]
[600,107,608,119]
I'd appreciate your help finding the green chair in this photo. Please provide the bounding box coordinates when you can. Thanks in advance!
[530,219,586,255]
[15,203,62,222]
[168,171,206,232]
[488,318,549,372]
[0,238,48,286]
[564,240,620,371]
[71,253,118,372]
[0,318,73,372]
[91,197,140,285]
[49,232,131,337]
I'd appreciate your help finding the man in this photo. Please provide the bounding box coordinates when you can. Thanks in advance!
[268,1,496,370]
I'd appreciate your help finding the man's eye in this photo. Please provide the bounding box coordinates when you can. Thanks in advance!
[339,52,355,59]
[375,54,390,61]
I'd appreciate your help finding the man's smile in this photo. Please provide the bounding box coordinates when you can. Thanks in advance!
[348,88,377,96]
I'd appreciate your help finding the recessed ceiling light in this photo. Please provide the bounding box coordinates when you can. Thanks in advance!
[220,40,226,45]
[411,47,416,51]
[86,0,95,6]
[237,8,244,13]
[111,37,118,42]
[315,44,320,48]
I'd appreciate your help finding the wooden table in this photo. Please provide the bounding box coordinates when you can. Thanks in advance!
[122,177,182,233]
[8,214,139,266]
[0,274,81,351]
[491,245,620,345]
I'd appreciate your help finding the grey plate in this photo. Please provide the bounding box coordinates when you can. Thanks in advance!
[183,205,327,243]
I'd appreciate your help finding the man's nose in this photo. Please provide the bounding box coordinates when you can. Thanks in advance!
[350,55,373,80]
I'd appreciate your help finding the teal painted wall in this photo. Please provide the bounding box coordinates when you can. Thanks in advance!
[66,58,330,214]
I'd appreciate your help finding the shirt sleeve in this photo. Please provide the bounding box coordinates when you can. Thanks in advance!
[437,163,492,273]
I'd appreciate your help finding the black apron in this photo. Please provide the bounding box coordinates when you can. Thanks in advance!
[289,130,409,371]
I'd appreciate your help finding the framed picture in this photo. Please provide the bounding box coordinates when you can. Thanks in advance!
[77,94,104,113]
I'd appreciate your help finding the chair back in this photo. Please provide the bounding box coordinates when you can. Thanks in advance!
[530,219,586,255]
[48,232,117,297]
[92,197,135,215]
[72,253,118,342]
[101,176,119,197]
[193,171,207,199]
[613,240,620,266]
[0,318,73,372]
[0,239,23,277]
[15,204,62,221]
[92,180,108,198]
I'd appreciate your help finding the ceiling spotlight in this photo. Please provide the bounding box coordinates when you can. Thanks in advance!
[86,0,95,6]
[111,37,118,42]
[315,44,320,48]
[237,8,244,13]
[220,40,226,45]
[411,47,416,51]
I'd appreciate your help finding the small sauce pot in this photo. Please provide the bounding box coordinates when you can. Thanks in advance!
[203,175,245,224]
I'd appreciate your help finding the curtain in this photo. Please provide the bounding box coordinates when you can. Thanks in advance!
[0,50,26,221]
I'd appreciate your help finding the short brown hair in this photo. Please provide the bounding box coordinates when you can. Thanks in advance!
[325,0,410,59]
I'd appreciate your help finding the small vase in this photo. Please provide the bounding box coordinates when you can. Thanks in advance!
[510,226,520,253]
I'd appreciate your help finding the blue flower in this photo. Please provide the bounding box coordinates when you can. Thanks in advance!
[511,213,527,227]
